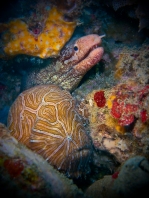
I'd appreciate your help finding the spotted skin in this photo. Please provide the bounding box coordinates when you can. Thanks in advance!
[24,34,104,92]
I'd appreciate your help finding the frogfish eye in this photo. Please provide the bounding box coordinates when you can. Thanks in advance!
[74,46,78,51]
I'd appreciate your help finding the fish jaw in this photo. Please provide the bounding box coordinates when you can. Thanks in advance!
[74,46,104,74]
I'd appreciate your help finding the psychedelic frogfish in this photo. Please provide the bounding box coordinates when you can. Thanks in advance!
[23,34,104,92]
[7,84,93,178]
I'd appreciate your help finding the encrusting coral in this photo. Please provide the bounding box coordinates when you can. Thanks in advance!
[0,6,76,58]
[83,81,149,163]
[114,41,149,84]
[88,81,149,135]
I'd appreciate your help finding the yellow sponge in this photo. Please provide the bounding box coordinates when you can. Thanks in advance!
[1,7,76,58]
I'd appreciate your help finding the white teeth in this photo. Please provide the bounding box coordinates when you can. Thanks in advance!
[90,44,100,52]
[92,45,98,50]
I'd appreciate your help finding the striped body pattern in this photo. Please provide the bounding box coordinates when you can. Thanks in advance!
[7,84,92,177]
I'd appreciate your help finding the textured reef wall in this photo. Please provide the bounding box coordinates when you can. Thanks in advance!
[83,81,149,164]
[0,123,86,198]
[102,0,149,32]
[0,0,149,197]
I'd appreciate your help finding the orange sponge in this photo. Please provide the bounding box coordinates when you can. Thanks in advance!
[1,7,76,58]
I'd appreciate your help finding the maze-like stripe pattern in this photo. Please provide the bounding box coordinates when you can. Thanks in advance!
[7,84,92,177]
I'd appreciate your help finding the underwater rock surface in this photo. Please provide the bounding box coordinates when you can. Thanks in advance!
[0,123,86,198]
[83,81,149,163]
[1,122,149,198]
[85,156,149,198]
[0,0,149,197]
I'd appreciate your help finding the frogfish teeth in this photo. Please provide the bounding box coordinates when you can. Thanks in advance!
[24,34,104,92]
[7,84,93,178]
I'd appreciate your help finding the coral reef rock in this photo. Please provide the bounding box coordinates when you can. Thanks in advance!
[0,123,86,198]
[103,0,149,31]
[85,156,149,198]
[84,81,149,163]
[114,40,149,84]
[7,84,93,178]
